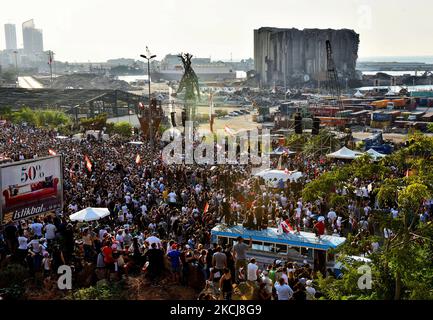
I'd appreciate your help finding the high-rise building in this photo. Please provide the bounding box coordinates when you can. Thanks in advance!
[4,24,17,50]
[22,19,43,54]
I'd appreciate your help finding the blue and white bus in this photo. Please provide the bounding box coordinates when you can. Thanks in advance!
[211,224,347,271]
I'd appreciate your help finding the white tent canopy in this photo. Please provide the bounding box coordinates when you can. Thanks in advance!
[327,146,363,160]
[354,90,364,98]
[254,169,303,187]
[69,207,110,222]
[365,148,386,160]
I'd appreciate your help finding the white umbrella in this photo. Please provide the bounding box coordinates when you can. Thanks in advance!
[268,146,296,156]
[128,141,144,145]
[69,207,110,222]
[254,169,303,187]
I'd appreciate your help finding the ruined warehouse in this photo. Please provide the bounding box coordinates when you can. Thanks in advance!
[254,27,360,86]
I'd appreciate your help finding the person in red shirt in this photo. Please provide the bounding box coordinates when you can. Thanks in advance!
[102,240,115,280]
[313,219,325,238]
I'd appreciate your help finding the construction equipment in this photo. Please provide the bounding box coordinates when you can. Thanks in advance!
[325,40,343,109]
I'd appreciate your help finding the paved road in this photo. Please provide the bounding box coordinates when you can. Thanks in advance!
[18,76,44,89]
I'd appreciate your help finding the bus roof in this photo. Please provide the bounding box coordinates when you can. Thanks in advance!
[211,224,346,251]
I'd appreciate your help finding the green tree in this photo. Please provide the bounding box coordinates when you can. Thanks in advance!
[79,113,108,130]
[112,121,133,137]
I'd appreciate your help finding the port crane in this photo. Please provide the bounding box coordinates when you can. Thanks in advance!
[325,40,343,109]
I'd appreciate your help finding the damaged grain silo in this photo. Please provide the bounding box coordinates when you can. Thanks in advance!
[254,27,360,87]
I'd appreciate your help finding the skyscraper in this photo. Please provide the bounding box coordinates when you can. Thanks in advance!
[4,24,17,50]
[22,19,43,54]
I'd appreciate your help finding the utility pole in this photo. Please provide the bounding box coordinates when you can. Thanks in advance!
[13,50,19,84]
[140,47,157,176]
[48,51,54,87]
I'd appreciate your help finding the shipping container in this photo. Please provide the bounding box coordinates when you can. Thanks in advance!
[308,106,340,117]
[371,120,391,128]
[420,112,433,122]
[371,98,407,109]
[317,117,349,127]
[371,100,389,108]
[336,110,353,117]
[410,111,426,120]
[386,111,401,118]
[372,111,392,122]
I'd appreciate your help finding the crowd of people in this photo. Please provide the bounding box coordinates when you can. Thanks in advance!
[0,122,432,300]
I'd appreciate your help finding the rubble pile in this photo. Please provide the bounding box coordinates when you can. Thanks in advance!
[43,73,134,91]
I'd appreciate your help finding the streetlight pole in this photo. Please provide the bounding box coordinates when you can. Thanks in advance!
[48,51,54,87]
[13,50,18,84]
[140,47,156,176]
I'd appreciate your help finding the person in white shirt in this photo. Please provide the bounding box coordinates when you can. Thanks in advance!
[44,223,57,241]
[99,228,108,240]
[327,209,337,225]
[17,231,29,262]
[305,280,316,300]
[140,204,148,215]
[30,219,43,237]
[145,234,162,249]
[261,271,273,295]
[168,191,177,204]
[125,193,132,204]
[247,258,259,282]
[391,208,399,219]
[274,278,294,300]
[115,230,124,249]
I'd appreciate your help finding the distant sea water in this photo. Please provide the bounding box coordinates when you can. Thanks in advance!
[358,56,433,63]
[118,71,247,83]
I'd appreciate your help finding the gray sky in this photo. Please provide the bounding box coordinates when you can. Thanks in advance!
[1,0,432,62]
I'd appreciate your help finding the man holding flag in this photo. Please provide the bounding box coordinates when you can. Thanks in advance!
[84,155,92,172]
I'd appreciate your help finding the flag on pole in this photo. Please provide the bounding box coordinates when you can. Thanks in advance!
[135,154,141,164]
[224,125,236,136]
[48,149,57,156]
[84,155,92,172]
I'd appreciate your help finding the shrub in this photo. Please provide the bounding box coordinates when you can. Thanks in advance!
[112,121,133,137]
[0,264,28,300]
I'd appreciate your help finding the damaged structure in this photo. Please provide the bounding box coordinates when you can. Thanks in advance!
[254,27,359,87]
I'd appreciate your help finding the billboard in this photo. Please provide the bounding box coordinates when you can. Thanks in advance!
[0,156,63,224]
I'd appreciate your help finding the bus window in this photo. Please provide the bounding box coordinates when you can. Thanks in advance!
[276,244,288,254]
[251,241,265,251]
[300,247,313,259]
[218,236,228,247]
[263,242,275,252]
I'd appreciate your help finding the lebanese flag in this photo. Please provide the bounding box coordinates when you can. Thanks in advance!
[281,219,294,233]
[84,155,92,172]
[203,202,209,214]
[48,149,57,156]
[135,154,141,164]
[224,125,236,136]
